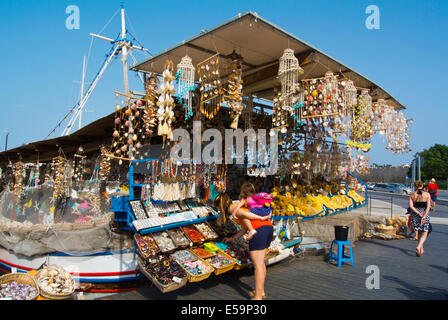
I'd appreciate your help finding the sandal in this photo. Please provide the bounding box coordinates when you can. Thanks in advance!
[248,290,266,299]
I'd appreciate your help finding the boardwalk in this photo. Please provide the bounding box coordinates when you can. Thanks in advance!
[104,212,448,300]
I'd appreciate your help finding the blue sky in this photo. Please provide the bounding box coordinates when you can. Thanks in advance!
[0,0,446,166]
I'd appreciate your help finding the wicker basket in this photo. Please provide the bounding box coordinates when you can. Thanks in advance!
[205,253,237,276]
[182,226,206,245]
[152,231,178,254]
[167,228,193,249]
[137,258,187,293]
[134,234,161,259]
[189,247,216,260]
[193,222,219,241]
[35,265,75,300]
[179,258,214,283]
[375,226,396,236]
[0,273,40,300]
[216,248,249,270]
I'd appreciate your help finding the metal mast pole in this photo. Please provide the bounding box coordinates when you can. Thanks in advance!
[120,5,134,160]
[121,6,129,95]
[417,154,421,181]
[78,56,86,130]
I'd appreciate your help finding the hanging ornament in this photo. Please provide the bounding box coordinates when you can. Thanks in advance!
[198,53,222,120]
[143,73,159,136]
[343,80,358,112]
[73,147,87,183]
[12,161,25,199]
[323,72,339,105]
[157,60,176,143]
[50,156,68,199]
[225,56,244,129]
[385,110,412,154]
[99,146,112,181]
[278,48,304,123]
[348,89,372,151]
[176,56,195,120]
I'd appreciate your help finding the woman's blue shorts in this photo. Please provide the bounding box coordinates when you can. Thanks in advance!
[249,225,274,251]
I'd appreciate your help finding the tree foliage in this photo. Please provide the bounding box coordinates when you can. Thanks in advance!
[419,144,448,181]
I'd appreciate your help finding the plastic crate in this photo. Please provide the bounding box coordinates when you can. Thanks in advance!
[114,211,128,223]
[110,196,130,212]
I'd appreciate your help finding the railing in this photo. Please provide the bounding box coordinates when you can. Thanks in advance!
[367,191,410,217]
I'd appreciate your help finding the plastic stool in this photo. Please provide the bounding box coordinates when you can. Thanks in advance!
[327,240,354,268]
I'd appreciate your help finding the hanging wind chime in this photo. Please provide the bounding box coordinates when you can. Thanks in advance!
[278,48,304,131]
[73,146,86,183]
[111,96,145,162]
[157,60,176,143]
[342,80,358,112]
[176,55,195,120]
[225,56,244,129]
[143,73,159,137]
[12,161,25,199]
[99,145,112,181]
[50,156,68,199]
[198,53,223,120]
[272,89,288,133]
[348,89,373,152]
[385,111,411,154]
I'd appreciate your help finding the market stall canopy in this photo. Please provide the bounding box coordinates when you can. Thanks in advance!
[0,112,116,164]
[131,11,405,110]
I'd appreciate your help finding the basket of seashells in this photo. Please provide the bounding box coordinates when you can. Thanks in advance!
[0,273,40,300]
[35,265,76,300]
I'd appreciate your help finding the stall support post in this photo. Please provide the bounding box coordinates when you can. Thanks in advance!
[390,196,393,218]
[129,161,134,200]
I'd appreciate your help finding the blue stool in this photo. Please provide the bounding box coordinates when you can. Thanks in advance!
[327,240,354,268]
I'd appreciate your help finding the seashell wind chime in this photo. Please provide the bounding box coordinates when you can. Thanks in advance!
[50,156,68,199]
[176,56,195,120]
[225,57,244,129]
[278,48,304,132]
[72,146,86,183]
[348,89,373,152]
[157,60,177,142]
[99,145,112,181]
[342,80,358,112]
[301,74,344,142]
[350,153,370,175]
[272,89,288,133]
[143,74,159,136]
[385,110,411,154]
[111,98,145,162]
[198,53,223,120]
[371,98,390,135]
[12,161,25,198]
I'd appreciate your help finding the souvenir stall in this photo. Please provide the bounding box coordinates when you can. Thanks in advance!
[0,11,412,296]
